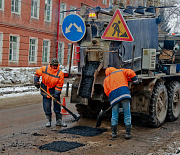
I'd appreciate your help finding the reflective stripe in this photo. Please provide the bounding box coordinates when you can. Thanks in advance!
[42,66,60,79]
[112,70,123,74]
[56,69,61,76]
[55,86,62,89]
[132,76,139,84]
[133,79,139,83]
[111,94,131,105]
[104,70,123,81]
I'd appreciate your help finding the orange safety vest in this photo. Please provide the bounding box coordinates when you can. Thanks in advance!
[103,67,138,106]
[34,64,64,98]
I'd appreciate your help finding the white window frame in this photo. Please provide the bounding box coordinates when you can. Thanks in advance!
[9,35,20,62]
[0,33,3,62]
[31,0,40,19]
[60,3,66,25]
[29,38,38,63]
[58,42,64,65]
[70,6,76,14]
[44,0,52,22]
[67,43,74,66]
[109,0,113,7]
[103,0,107,5]
[144,0,147,7]
[0,0,4,11]
[42,39,50,63]
[11,0,21,15]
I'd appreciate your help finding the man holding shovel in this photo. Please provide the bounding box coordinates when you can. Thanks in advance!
[103,67,138,139]
[34,58,67,127]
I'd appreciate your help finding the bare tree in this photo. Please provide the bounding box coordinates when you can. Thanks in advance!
[159,0,180,34]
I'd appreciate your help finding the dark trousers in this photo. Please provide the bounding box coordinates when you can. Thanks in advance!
[43,96,61,115]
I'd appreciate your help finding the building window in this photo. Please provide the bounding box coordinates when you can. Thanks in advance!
[11,0,21,15]
[60,3,66,24]
[70,6,76,14]
[9,35,19,61]
[58,42,64,65]
[144,0,147,7]
[109,0,113,6]
[29,38,38,62]
[67,44,74,66]
[42,40,50,63]
[0,0,4,11]
[31,0,40,19]
[44,0,52,22]
[0,33,3,62]
[103,0,107,5]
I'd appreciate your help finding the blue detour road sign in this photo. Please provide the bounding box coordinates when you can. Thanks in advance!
[62,14,86,42]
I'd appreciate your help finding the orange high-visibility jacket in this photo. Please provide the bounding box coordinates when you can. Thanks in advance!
[103,67,138,106]
[34,64,64,98]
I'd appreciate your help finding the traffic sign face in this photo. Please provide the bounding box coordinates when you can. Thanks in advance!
[62,14,86,42]
[102,9,134,42]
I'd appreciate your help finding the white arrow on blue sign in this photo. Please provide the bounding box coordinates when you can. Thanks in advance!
[62,14,86,42]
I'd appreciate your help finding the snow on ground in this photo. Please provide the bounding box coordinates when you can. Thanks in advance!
[0,87,72,99]
[0,66,77,98]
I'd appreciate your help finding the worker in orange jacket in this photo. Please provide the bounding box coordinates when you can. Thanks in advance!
[103,67,139,139]
[34,58,67,127]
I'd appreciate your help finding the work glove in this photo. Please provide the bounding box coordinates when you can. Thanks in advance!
[34,82,40,89]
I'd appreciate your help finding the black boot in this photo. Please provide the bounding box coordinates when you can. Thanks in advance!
[45,115,51,127]
[125,125,132,139]
[56,114,67,127]
[111,125,117,138]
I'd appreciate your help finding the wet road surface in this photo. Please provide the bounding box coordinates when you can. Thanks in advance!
[0,94,180,154]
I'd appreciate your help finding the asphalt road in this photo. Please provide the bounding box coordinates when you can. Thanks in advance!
[0,93,180,155]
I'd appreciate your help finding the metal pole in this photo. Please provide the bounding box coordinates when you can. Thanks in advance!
[68,43,73,74]
[65,44,73,97]
[56,0,61,58]
[65,82,69,97]
[131,45,135,70]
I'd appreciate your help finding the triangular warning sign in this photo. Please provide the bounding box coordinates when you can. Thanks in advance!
[102,9,134,42]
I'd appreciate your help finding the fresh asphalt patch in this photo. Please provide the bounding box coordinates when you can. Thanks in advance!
[59,125,107,137]
[39,141,85,152]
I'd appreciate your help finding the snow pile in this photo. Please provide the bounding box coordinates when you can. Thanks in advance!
[0,66,78,96]
[0,67,38,86]
[0,66,78,86]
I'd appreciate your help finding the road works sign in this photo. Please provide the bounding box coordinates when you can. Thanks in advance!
[102,9,134,42]
[62,14,86,42]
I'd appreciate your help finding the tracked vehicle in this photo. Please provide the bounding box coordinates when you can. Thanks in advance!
[70,5,180,127]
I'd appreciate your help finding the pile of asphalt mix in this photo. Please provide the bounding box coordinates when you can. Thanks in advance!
[79,62,99,98]
[59,126,107,137]
[39,141,85,153]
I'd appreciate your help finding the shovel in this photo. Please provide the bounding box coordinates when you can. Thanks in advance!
[96,85,136,127]
[40,87,81,122]
[96,106,112,127]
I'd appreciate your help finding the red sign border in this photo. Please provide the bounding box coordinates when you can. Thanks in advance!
[101,9,134,42]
